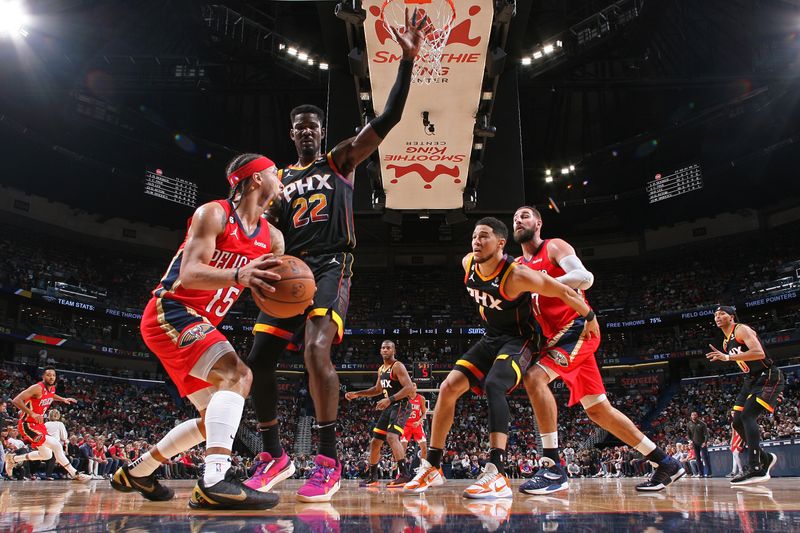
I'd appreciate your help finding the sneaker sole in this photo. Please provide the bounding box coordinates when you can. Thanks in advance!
[189,485,279,510]
[520,481,569,495]
[407,476,444,493]
[296,480,341,503]
[253,461,297,493]
[731,473,771,486]
[463,488,514,499]
[635,467,685,492]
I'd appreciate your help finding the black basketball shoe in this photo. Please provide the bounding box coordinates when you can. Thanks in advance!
[111,464,175,501]
[189,469,280,510]
[635,456,685,492]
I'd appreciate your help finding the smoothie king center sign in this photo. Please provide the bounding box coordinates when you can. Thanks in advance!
[363,0,494,209]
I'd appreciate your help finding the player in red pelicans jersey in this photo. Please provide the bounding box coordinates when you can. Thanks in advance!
[6,367,89,482]
[110,153,284,511]
[401,383,428,459]
[512,206,683,494]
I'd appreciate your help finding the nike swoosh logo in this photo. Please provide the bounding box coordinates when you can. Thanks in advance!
[133,480,156,492]
[221,489,248,502]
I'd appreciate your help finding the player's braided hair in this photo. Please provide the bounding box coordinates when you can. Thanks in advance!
[225,153,262,208]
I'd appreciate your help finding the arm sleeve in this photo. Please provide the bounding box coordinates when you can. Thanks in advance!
[555,254,595,290]
[369,59,413,138]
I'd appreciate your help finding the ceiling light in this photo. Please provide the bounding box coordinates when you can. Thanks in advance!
[288,47,298,56]
[298,52,308,61]
[307,58,314,65]
[278,43,286,50]
[0,0,28,36]
[521,57,532,66]
[545,176,553,183]
[545,169,551,176]
[543,44,554,54]
[569,164,575,171]
[532,51,543,60]
[561,167,569,175]
[319,62,329,70]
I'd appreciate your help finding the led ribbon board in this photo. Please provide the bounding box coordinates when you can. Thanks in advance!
[362,0,493,209]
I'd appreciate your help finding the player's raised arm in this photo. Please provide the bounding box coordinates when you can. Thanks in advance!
[179,202,281,296]
[506,266,599,338]
[331,8,428,177]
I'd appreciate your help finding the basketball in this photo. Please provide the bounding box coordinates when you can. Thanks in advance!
[252,255,316,318]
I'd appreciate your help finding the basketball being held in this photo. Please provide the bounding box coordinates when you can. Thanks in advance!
[251,255,316,318]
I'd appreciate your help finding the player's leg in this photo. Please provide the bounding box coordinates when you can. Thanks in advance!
[731,392,780,485]
[386,404,413,487]
[38,435,89,482]
[404,370,470,492]
[582,397,683,491]
[362,409,390,487]
[296,254,351,503]
[464,353,519,499]
[244,318,299,492]
[523,365,560,464]
[189,350,279,509]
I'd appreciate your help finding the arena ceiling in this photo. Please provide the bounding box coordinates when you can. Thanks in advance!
[1,0,799,245]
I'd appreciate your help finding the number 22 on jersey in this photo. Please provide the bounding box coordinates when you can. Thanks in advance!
[292,193,329,228]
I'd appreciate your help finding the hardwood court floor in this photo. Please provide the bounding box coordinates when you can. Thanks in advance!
[1,477,798,531]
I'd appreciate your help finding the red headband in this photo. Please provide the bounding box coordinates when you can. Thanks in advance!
[227,156,276,188]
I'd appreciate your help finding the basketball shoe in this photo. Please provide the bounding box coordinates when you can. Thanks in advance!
[111,464,174,501]
[189,469,279,510]
[403,459,444,493]
[731,453,777,486]
[635,456,685,491]
[387,470,413,489]
[463,463,513,499]
[244,451,296,493]
[296,454,342,503]
[519,458,569,495]
[70,471,92,483]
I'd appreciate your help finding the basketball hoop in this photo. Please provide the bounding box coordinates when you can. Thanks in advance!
[380,0,456,84]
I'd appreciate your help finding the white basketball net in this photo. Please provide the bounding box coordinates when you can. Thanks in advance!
[380,0,456,84]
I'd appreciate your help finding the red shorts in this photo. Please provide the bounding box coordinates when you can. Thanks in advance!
[141,298,230,399]
[18,419,47,447]
[401,423,426,443]
[538,317,605,407]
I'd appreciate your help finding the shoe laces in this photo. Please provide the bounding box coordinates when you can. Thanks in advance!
[475,467,500,486]
[308,463,335,486]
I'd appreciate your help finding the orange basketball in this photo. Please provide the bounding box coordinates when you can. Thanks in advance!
[252,255,316,318]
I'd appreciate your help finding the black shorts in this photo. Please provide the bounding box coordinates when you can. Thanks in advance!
[252,252,353,347]
[733,367,784,413]
[372,401,409,440]
[454,334,537,395]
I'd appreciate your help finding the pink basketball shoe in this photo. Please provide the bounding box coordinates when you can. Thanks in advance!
[244,451,296,493]
[296,454,341,503]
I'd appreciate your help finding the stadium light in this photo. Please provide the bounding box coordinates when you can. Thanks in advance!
[545,176,554,183]
[298,51,308,61]
[561,167,569,175]
[0,0,29,37]
[545,169,551,176]
[532,51,543,60]
[521,57,532,66]
[543,44,554,54]
[569,164,575,171]
[319,63,329,70]
[287,47,298,56]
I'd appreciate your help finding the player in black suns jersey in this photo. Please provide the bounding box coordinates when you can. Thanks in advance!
[345,340,414,489]
[707,305,785,485]
[404,217,599,499]
[244,8,428,503]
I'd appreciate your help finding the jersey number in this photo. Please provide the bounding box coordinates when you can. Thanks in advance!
[531,293,542,316]
[206,286,240,317]
[292,194,329,228]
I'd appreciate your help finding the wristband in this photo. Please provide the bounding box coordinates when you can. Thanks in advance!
[234,267,240,285]
[584,310,595,322]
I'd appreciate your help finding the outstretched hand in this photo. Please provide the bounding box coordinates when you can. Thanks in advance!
[390,7,429,60]
[706,344,728,362]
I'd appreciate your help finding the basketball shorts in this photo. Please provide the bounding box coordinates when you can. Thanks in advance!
[454,334,536,395]
[18,419,47,447]
[401,421,426,443]
[372,401,409,441]
[141,297,234,409]
[252,252,353,349]
[733,367,784,414]
[537,317,605,407]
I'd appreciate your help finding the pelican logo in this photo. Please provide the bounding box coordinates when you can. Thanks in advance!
[178,323,215,348]
[547,349,569,368]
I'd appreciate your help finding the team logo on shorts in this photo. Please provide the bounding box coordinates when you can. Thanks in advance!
[179,323,215,348]
[547,349,569,367]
